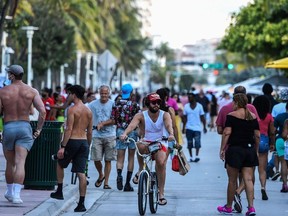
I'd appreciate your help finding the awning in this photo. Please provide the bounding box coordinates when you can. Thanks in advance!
[265,57,288,69]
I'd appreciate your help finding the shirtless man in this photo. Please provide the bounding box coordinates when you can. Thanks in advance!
[0,65,46,204]
[50,85,92,212]
[120,93,175,206]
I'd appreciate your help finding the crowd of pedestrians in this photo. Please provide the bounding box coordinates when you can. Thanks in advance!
[1,64,288,215]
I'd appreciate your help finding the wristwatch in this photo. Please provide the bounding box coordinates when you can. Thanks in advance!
[61,144,66,148]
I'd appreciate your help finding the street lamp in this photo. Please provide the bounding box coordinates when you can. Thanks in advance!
[60,63,68,89]
[21,26,38,86]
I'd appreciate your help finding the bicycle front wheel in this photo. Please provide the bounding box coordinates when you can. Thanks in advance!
[149,172,158,214]
[138,172,148,216]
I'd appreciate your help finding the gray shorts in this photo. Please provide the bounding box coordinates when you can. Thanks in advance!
[90,137,117,161]
[2,121,34,151]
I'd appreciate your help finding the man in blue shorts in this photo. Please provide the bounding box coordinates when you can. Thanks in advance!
[0,65,46,204]
[50,85,93,212]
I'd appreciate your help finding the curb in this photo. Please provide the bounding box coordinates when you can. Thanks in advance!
[25,184,78,216]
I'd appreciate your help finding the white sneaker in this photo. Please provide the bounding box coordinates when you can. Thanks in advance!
[4,191,13,202]
[12,197,23,204]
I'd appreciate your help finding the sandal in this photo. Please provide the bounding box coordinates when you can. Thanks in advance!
[103,185,112,189]
[158,197,167,206]
[132,173,139,184]
[95,177,105,188]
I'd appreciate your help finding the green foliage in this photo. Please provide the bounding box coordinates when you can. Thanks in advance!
[179,74,194,90]
[150,42,175,85]
[3,0,151,86]
[219,0,288,66]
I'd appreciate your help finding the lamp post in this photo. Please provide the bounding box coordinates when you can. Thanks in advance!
[76,50,82,85]
[21,26,38,86]
[60,63,68,90]
[85,52,92,89]
[92,53,98,91]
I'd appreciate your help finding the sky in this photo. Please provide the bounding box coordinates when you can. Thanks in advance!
[150,0,252,49]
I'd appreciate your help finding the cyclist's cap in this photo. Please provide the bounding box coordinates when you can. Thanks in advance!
[121,83,133,99]
[147,93,161,102]
[5,65,24,75]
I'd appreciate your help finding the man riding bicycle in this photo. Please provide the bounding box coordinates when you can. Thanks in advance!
[120,93,175,206]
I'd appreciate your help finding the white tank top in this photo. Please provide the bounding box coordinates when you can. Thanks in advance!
[143,110,168,146]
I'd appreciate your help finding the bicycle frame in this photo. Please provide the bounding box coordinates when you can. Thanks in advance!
[125,137,167,215]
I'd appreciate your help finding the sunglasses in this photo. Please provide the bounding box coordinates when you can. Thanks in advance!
[151,100,161,105]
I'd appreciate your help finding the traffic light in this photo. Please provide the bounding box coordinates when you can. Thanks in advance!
[202,63,209,69]
[213,69,219,76]
[227,64,234,70]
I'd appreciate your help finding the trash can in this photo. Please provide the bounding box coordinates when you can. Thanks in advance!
[24,121,63,190]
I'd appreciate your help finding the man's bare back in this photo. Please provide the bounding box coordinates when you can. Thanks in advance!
[0,81,45,123]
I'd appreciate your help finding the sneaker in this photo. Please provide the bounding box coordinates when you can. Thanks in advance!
[12,197,23,204]
[194,158,200,162]
[4,191,13,202]
[261,189,268,200]
[217,205,233,215]
[74,203,86,212]
[266,166,275,179]
[50,191,64,200]
[123,183,134,192]
[189,158,194,162]
[233,193,242,213]
[280,184,288,193]
[246,206,256,216]
[117,176,123,191]
[271,171,280,181]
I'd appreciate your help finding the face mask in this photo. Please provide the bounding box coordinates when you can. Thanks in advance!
[3,79,11,86]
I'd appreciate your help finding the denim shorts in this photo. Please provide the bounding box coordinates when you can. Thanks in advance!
[186,129,201,149]
[116,128,138,150]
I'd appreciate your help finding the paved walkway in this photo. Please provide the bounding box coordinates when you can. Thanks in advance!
[0,146,76,216]
[0,131,288,215]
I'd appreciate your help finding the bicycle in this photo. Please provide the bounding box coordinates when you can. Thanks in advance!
[125,136,169,216]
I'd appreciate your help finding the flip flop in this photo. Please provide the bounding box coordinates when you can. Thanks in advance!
[103,185,112,189]
[95,177,105,187]
[132,173,139,184]
[159,198,167,206]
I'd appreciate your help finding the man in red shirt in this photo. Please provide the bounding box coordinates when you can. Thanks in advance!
[41,87,55,120]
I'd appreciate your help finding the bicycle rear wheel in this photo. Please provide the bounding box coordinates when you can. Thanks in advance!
[149,172,158,213]
[138,172,148,215]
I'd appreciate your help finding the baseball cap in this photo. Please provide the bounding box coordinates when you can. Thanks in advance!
[146,93,161,103]
[279,88,288,101]
[121,83,133,99]
[5,65,24,75]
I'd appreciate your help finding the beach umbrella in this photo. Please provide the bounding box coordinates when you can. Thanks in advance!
[265,57,288,69]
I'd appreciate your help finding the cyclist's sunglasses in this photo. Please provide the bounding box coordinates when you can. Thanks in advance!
[150,100,161,105]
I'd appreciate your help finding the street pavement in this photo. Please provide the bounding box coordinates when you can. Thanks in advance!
[0,130,288,215]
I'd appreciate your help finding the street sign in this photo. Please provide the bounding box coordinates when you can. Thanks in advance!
[97,49,118,70]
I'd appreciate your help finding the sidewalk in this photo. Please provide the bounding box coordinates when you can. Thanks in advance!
[0,147,79,216]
